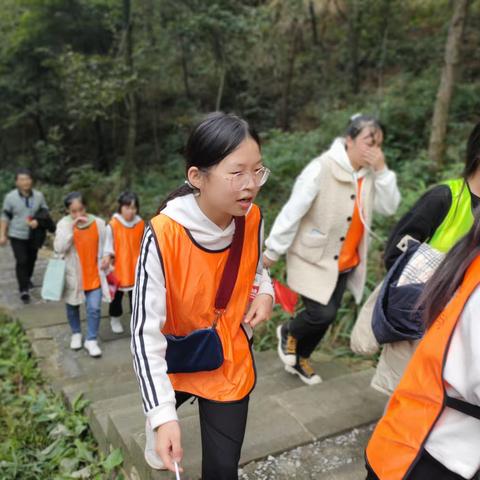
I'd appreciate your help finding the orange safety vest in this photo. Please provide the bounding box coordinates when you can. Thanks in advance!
[150,205,262,402]
[73,220,101,291]
[338,178,364,272]
[366,255,480,479]
[110,217,145,288]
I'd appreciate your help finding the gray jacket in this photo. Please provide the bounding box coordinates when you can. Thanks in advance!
[1,189,48,240]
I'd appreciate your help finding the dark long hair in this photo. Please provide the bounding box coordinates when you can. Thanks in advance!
[158,112,261,212]
[463,120,480,178]
[418,207,480,327]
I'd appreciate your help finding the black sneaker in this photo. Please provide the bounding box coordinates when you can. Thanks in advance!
[285,357,322,385]
[276,324,297,367]
[20,291,30,304]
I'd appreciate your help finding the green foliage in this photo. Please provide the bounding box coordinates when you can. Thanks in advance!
[0,314,124,479]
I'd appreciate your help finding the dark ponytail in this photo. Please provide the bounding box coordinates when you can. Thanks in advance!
[463,120,480,179]
[418,207,480,327]
[158,112,260,212]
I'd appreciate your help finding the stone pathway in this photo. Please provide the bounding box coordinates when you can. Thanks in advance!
[0,245,386,480]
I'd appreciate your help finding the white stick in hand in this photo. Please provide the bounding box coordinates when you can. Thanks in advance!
[174,461,181,480]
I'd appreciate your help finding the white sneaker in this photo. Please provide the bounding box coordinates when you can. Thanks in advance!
[70,333,82,350]
[110,316,124,334]
[144,419,166,470]
[83,339,102,358]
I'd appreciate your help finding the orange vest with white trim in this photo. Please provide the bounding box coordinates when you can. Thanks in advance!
[366,255,480,479]
[150,205,262,402]
[110,217,145,289]
[74,221,100,291]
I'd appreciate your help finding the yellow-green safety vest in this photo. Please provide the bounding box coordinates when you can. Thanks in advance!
[429,178,474,252]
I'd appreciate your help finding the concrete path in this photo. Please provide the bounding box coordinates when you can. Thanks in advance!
[0,244,386,479]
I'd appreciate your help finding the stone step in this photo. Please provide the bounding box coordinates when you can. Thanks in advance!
[106,367,384,480]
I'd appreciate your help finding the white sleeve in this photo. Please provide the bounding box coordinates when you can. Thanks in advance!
[264,159,322,261]
[131,227,178,430]
[53,219,74,254]
[104,224,115,257]
[444,288,480,405]
[372,168,401,216]
[256,219,274,298]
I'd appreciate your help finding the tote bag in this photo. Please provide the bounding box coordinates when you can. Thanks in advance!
[41,255,66,301]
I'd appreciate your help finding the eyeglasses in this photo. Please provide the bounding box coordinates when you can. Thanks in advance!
[225,167,271,192]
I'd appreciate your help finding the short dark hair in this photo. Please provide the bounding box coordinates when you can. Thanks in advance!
[64,191,85,209]
[15,168,33,180]
[117,191,140,213]
[345,113,385,140]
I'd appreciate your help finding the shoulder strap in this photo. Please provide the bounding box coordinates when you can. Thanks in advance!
[213,216,245,323]
[445,395,480,420]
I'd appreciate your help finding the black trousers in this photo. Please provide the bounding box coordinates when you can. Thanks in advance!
[109,290,133,317]
[9,237,38,293]
[366,449,468,480]
[175,391,249,480]
[288,273,348,358]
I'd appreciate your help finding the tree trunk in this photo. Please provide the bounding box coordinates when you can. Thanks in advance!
[428,0,470,170]
[121,0,137,188]
[347,0,361,94]
[180,35,192,99]
[309,1,318,45]
[280,20,300,131]
[215,64,226,111]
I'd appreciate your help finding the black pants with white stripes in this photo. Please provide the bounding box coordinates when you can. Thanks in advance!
[176,391,249,480]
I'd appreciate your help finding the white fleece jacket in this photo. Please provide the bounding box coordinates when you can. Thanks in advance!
[265,138,401,261]
[130,194,274,430]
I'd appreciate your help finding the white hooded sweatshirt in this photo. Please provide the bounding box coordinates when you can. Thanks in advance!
[130,194,274,430]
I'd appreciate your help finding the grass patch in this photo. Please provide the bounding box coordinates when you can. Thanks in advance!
[0,312,124,479]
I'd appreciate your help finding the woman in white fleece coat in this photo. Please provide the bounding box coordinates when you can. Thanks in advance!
[54,192,110,358]
[264,114,401,385]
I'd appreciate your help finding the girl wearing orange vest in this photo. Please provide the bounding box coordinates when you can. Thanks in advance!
[264,115,400,384]
[131,112,274,479]
[102,191,145,334]
[366,207,480,479]
[54,192,111,358]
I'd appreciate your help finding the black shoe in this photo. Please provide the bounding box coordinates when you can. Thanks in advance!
[276,324,297,367]
[285,357,322,385]
[20,291,30,304]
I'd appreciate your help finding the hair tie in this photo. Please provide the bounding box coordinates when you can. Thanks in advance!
[350,112,363,122]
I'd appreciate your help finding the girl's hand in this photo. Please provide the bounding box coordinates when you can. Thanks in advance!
[156,420,183,473]
[363,147,386,172]
[263,253,276,269]
[73,215,88,226]
[244,293,274,328]
[100,256,111,272]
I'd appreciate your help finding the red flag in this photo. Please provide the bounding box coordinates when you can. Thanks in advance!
[106,272,121,300]
[273,279,298,314]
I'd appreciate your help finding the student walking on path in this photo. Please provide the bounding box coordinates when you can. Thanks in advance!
[384,120,480,269]
[369,120,480,396]
[264,114,401,385]
[0,168,50,304]
[54,192,110,358]
[102,191,145,334]
[366,208,480,480]
[131,112,274,479]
